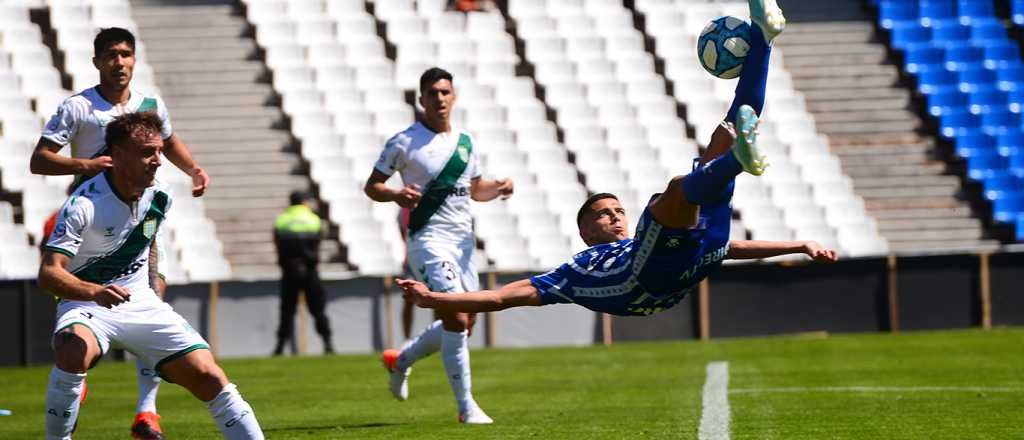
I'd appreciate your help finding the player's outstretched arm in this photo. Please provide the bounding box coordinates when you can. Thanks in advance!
[39,251,132,307]
[726,240,838,263]
[364,169,422,208]
[163,134,209,197]
[469,176,514,202]
[397,278,541,313]
[30,138,112,176]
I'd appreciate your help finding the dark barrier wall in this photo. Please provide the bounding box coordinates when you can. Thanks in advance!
[897,254,978,330]
[0,281,23,366]
[990,252,1024,326]
[613,294,698,341]
[704,257,889,338]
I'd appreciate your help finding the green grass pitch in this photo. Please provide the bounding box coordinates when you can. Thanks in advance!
[1,328,1022,439]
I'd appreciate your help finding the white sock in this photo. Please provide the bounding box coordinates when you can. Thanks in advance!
[135,357,161,414]
[441,329,475,413]
[206,383,264,440]
[396,320,443,370]
[45,367,86,440]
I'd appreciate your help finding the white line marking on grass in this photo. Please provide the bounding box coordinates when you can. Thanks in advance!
[730,386,1024,394]
[698,361,730,440]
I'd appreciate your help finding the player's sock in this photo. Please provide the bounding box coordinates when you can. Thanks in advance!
[206,383,264,440]
[45,367,86,440]
[396,319,443,370]
[441,329,476,413]
[135,357,160,414]
[725,24,771,121]
[682,152,743,205]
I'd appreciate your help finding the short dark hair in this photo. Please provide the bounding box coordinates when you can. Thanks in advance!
[576,193,619,227]
[419,67,453,95]
[290,191,311,206]
[105,112,162,150]
[94,27,135,57]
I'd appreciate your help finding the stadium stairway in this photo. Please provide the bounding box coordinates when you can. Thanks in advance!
[776,0,1000,253]
[129,0,349,279]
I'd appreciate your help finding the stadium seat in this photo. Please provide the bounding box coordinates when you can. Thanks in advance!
[879,1,918,29]
[958,0,995,21]
[919,0,956,25]
[967,88,1006,114]
[891,22,932,49]
[968,18,1006,42]
[929,20,970,46]
[944,45,985,71]
[992,192,1024,222]
[955,132,997,157]
[940,111,982,138]
[927,88,967,116]
[904,45,944,73]
[966,151,1008,179]
[982,172,1024,200]
[980,110,1019,135]
[983,41,1020,70]
[1015,0,1024,26]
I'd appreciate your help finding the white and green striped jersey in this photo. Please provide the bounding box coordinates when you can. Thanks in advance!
[41,86,173,160]
[45,172,171,310]
[375,122,481,249]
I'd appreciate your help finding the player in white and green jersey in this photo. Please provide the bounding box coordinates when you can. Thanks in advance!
[30,27,210,438]
[365,67,514,424]
[39,112,263,440]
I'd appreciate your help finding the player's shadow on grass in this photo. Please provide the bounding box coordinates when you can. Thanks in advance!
[264,421,403,434]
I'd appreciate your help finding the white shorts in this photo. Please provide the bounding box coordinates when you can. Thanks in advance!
[53,300,209,379]
[407,240,479,293]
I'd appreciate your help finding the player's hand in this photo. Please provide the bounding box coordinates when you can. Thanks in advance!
[496,178,514,199]
[395,278,433,308]
[190,167,210,197]
[92,284,131,308]
[81,156,113,175]
[803,241,838,263]
[395,184,422,208]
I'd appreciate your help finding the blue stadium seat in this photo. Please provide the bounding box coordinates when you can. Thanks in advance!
[880,1,918,29]
[929,88,968,116]
[930,20,971,46]
[958,0,995,20]
[919,0,956,25]
[1015,214,1024,240]
[997,65,1024,92]
[955,132,997,157]
[941,111,982,138]
[981,110,1020,135]
[997,130,1024,156]
[918,69,958,94]
[1011,152,1024,174]
[957,66,997,93]
[1008,89,1024,112]
[992,192,1024,222]
[966,150,1008,179]
[982,172,1024,200]
[968,89,1007,114]
[983,41,1021,70]
[944,45,985,71]
[905,44,945,73]
[1014,0,1024,26]
[969,17,1006,42]
[891,22,932,49]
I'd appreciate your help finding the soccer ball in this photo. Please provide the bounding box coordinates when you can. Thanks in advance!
[697,16,752,79]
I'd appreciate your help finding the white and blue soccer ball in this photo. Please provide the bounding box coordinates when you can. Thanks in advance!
[697,16,752,79]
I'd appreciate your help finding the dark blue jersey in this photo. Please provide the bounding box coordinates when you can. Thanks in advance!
[530,187,733,316]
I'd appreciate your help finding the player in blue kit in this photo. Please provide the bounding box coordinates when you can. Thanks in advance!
[397,0,839,316]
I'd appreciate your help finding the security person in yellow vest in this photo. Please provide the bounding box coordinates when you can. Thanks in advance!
[273,191,333,355]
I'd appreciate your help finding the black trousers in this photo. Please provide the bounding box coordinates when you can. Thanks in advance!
[277,267,331,341]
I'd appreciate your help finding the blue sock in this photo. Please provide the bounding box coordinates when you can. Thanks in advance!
[725,24,772,121]
[682,152,743,205]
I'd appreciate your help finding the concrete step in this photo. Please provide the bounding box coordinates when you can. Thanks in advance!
[865,197,966,210]
[787,64,897,80]
[223,241,275,255]
[171,105,282,120]
[132,3,235,17]
[175,128,291,143]
[816,120,922,135]
[137,23,248,40]
[143,37,256,52]
[781,42,885,58]
[134,9,240,26]
[186,139,291,154]
[801,87,909,103]
[203,161,298,176]
[828,132,929,147]
[841,152,935,166]
[868,206,975,219]
[158,70,266,85]
[877,217,981,231]
[148,46,257,63]
[172,114,283,130]
[219,231,274,244]
[155,81,273,96]
[204,174,308,189]
[832,142,933,156]
[887,239,1001,253]
[784,22,875,34]
[167,93,274,109]
[192,150,297,166]
[203,184,303,201]
[813,109,919,124]
[201,196,290,210]
[852,175,960,189]
[793,74,899,90]
[229,264,281,280]
[882,227,984,242]
[782,51,890,68]
[206,207,281,223]
[844,163,947,177]
[150,60,265,74]
[807,97,911,112]
[777,31,875,46]
[855,185,961,199]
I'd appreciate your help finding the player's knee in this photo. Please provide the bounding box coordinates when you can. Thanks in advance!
[53,332,93,373]
[187,364,230,401]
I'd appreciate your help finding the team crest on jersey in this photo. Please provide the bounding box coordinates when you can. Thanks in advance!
[457,144,469,162]
[142,218,157,238]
